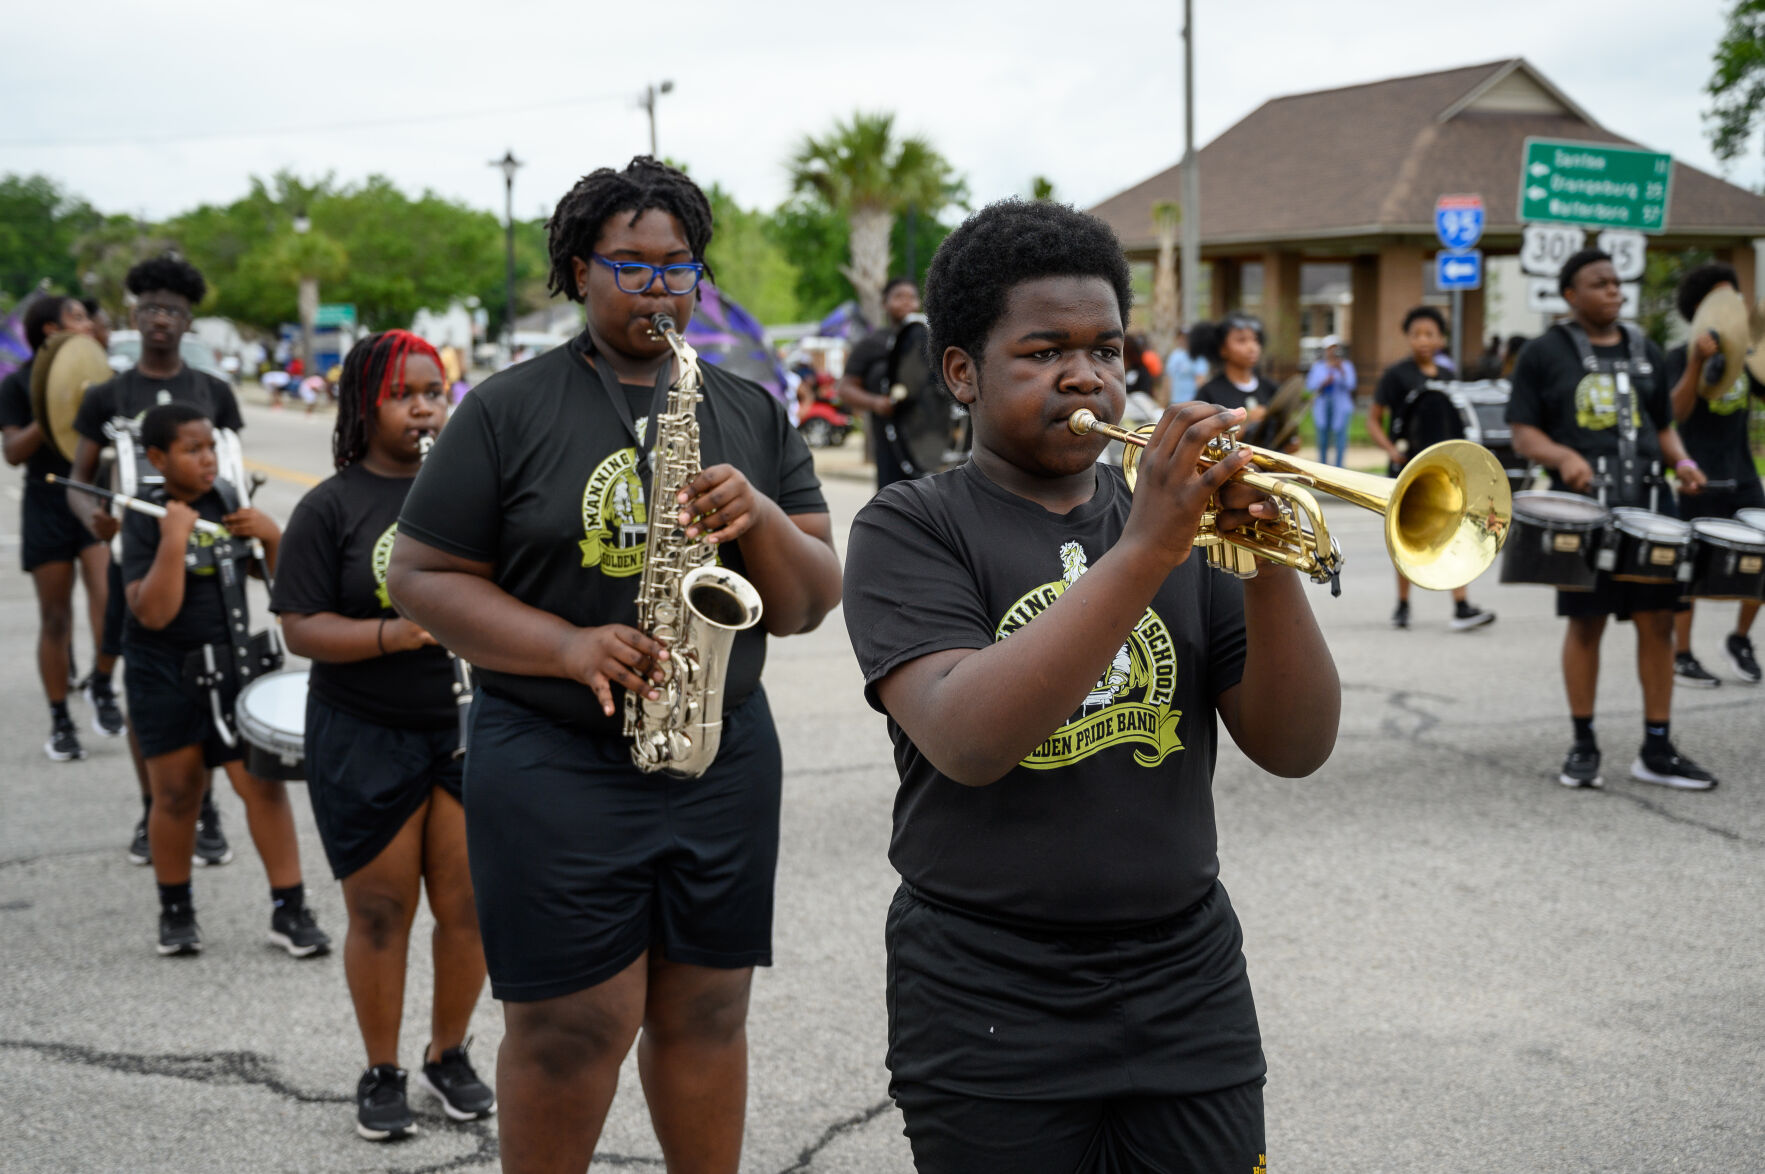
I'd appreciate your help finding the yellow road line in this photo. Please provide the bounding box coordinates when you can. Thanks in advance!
[243,457,322,489]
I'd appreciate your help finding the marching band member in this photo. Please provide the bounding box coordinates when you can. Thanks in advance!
[1507,248,1717,790]
[387,157,841,1172]
[119,402,327,957]
[1663,263,1763,686]
[71,257,243,869]
[843,199,1339,1174]
[271,330,493,1141]
[0,295,115,761]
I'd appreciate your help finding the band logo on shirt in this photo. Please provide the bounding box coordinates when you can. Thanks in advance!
[996,541,1183,770]
[580,447,648,577]
[181,526,228,577]
[372,523,398,609]
[1574,373,1645,432]
[1705,372,1752,416]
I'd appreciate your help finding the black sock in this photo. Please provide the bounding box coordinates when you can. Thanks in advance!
[49,699,69,721]
[271,883,305,914]
[90,664,112,689]
[1644,721,1671,755]
[158,881,192,911]
[1571,715,1596,748]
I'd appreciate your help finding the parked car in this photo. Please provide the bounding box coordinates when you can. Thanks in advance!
[107,330,229,380]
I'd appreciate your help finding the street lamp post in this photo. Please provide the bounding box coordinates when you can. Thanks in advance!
[1179,0,1201,331]
[293,210,317,382]
[639,80,674,157]
[491,150,521,359]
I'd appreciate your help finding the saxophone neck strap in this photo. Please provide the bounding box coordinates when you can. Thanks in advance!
[574,328,674,483]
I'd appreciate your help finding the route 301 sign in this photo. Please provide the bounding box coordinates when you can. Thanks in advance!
[1520,224,1585,277]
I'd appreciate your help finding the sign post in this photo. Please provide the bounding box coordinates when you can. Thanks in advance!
[314,303,357,329]
[1434,194,1484,370]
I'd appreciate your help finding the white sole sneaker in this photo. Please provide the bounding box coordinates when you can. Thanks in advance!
[1449,611,1496,631]
[43,737,85,762]
[414,1068,497,1121]
[267,930,326,958]
[1723,648,1761,685]
[1672,673,1721,689]
[356,1120,417,1142]
[1557,772,1603,788]
[1629,757,1717,791]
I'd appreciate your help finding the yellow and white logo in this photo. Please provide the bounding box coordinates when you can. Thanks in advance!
[580,447,649,577]
[998,541,1184,770]
[1706,371,1752,417]
[1573,372,1646,432]
[372,522,398,609]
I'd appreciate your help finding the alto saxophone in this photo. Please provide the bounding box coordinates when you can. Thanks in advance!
[624,314,764,776]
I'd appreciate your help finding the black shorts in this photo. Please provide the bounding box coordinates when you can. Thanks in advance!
[20,481,100,573]
[122,640,243,767]
[887,882,1264,1097]
[102,557,125,659]
[465,687,781,1002]
[305,694,463,880]
[1556,575,1682,620]
[1678,480,1765,522]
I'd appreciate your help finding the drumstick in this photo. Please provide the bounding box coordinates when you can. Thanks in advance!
[45,474,229,536]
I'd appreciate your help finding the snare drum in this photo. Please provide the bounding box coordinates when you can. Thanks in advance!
[1685,518,1765,600]
[1737,507,1765,534]
[236,669,308,781]
[1500,491,1610,590]
[1604,508,1693,585]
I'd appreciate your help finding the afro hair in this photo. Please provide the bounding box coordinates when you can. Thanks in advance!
[1674,262,1741,323]
[923,200,1131,383]
[126,255,207,306]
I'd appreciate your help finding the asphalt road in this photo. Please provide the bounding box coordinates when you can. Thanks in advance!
[3,391,1762,1172]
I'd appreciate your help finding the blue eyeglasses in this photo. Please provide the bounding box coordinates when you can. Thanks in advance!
[591,254,706,296]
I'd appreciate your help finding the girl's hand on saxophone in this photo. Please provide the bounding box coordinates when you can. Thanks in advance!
[677,464,760,545]
[565,624,671,718]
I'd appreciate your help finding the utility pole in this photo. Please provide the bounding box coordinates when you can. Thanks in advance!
[1180,0,1201,330]
[640,80,674,157]
[292,209,317,382]
[492,150,521,357]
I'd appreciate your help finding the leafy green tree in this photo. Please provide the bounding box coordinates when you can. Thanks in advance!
[1705,0,1765,183]
[0,174,101,305]
[767,197,852,322]
[73,216,181,320]
[788,112,964,328]
[704,184,801,325]
[1030,176,1058,202]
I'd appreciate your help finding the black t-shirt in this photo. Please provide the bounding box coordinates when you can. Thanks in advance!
[120,487,234,653]
[398,334,827,734]
[1663,344,1762,489]
[75,365,245,490]
[846,328,892,399]
[843,462,1249,930]
[1195,371,1273,415]
[1375,359,1465,451]
[0,359,74,481]
[270,465,457,730]
[1506,325,1671,495]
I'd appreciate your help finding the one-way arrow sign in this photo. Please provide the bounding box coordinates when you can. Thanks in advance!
[1435,249,1483,290]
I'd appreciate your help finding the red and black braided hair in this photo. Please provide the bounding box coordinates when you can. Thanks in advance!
[332,329,442,470]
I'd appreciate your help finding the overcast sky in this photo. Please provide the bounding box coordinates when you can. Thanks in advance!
[4,0,1751,225]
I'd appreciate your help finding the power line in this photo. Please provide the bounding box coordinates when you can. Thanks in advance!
[0,90,634,150]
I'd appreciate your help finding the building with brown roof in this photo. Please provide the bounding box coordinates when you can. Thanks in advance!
[1090,59,1765,380]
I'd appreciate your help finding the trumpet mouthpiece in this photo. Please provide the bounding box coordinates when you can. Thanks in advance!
[1069,408,1099,435]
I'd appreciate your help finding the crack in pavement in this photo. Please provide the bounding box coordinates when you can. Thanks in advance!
[772,1097,896,1174]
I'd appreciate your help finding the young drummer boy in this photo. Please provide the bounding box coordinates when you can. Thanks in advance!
[122,402,330,956]
[843,199,1340,1172]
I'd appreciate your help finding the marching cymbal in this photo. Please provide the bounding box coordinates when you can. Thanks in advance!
[29,332,112,462]
[1687,286,1749,401]
[1747,296,1765,387]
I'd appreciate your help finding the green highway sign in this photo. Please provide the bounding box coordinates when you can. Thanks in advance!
[314,303,357,328]
[1518,138,1671,233]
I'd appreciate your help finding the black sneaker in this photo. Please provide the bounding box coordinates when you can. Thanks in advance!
[1559,743,1603,789]
[269,904,332,958]
[1391,600,1410,629]
[128,816,152,866]
[45,713,85,762]
[1449,602,1496,631]
[82,675,125,737]
[1673,652,1721,688]
[1725,633,1762,684]
[356,1065,416,1141]
[415,1040,497,1121]
[1632,746,1719,791]
[157,904,202,956]
[193,795,233,867]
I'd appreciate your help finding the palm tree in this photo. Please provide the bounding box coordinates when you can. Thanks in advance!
[788,112,963,329]
[1151,201,1182,358]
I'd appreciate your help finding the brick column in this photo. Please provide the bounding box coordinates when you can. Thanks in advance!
[1262,249,1302,377]
[1375,243,1426,379]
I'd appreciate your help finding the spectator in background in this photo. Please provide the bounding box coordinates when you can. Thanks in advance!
[1305,335,1356,467]
[1173,322,1214,402]
[1123,333,1162,403]
[1165,328,1200,403]
[1500,334,1528,380]
[1475,334,1503,379]
[81,299,112,351]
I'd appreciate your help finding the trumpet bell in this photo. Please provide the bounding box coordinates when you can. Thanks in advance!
[1387,440,1512,591]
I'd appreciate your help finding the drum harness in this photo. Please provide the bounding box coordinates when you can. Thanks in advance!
[1559,321,1663,512]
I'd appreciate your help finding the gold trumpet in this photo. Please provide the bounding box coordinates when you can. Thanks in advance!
[1068,409,1511,592]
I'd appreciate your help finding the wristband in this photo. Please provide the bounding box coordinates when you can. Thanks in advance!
[377,618,387,655]
[1675,459,1699,474]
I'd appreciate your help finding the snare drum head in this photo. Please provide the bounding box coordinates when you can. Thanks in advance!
[1512,491,1609,529]
[1736,508,1765,533]
[1691,518,1765,551]
[1612,508,1690,541]
[237,669,308,748]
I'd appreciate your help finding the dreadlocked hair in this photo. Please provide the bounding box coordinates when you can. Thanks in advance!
[544,156,716,302]
[332,330,441,470]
